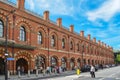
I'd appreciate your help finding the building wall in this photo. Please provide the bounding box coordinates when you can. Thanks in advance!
[0,0,114,74]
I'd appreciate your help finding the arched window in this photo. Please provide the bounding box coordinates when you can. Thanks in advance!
[70,41,73,50]
[51,57,57,66]
[62,38,65,48]
[51,35,55,47]
[0,20,4,37]
[35,56,45,68]
[20,26,26,41]
[82,45,84,52]
[77,43,79,51]
[38,32,42,44]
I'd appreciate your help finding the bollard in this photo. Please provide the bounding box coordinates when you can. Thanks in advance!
[36,69,38,77]
[18,71,21,78]
[43,69,45,76]
[76,69,80,75]
[28,70,30,77]
[8,71,10,79]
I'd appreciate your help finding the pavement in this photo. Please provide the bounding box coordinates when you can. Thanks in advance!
[0,70,77,80]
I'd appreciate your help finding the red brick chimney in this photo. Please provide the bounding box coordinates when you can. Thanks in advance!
[93,37,96,43]
[17,0,25,10]
[107,45,109,48]
[87,34,91,40]
[105,44,106,47]
[43,11,49,21]
[57,18,62,27]
[102,42,104,46]
[69,25,74,32]
[80,31,84,37]
[98,40,101,45]
[111,47,113,50]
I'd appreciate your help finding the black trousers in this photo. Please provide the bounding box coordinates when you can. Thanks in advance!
[90,71,95,78]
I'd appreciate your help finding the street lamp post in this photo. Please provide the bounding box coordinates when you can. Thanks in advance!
[81,44,84,67]
[4,10,15,80]
[68,35,70,70]
[47,28,50,67]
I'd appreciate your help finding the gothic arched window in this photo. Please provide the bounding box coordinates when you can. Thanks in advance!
[51,35,55,47]
[20,26,26,41]
[38,32,43,44]
[77,43,79,51]
[0,20,4,37]
[70,41,73,50]
[62,38,65,48]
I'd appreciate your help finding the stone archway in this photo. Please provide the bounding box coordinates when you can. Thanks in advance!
[70,58,75,70]
[92,60,94,65]
[16,58,28,73]
[15,51,33,73]
[0,57,5,75]
[50,56,58,67]
[77,58,81,68]
[35,55,46,69]
[61,57,67,70]
[88,59,90,65]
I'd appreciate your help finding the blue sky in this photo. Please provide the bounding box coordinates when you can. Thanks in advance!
[8,0,120,50]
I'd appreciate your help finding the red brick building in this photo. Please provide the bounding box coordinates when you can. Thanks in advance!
[0,0,114,74]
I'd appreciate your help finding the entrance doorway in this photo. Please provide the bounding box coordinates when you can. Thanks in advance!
[35,56,46,69]
[0,57,5,75]
[61,57,67,71]
[77,59,81,68]
[51,57,58,67]
[70,58,75,70]
[16,58,28,73]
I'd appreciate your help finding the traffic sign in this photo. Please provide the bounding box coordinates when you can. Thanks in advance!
[7,58,14,61]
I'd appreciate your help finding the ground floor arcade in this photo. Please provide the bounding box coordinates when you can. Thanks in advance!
[0,48,114,75]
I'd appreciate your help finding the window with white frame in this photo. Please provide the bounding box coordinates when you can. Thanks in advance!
[38,32,42,44]
[0,20,4,37]
[20,26,26,41]
[70,41,73,50]
[51,35,55,47]
[77,43,79,51]
[62,38,65,48]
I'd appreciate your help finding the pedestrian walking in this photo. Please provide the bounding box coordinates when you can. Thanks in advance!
[46,66,50,74]
[21,66,24,75]
[90,65,95,78]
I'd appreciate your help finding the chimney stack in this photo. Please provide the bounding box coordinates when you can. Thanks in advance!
[17,0,25,10]
[43,11,49,21]
[105,44,106,47]
[57,18,62,27]
[102,42,104,46]
[87,34,91,40]
[98,40,101,45]
[69,25,74,32]
[108,45,110,49]
[93,37,96,43]
[80,31,84,37]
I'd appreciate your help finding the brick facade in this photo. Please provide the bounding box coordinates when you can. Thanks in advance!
[0,0,114,74]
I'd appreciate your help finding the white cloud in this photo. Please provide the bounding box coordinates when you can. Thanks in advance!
[28,0,75,16]
[108,23,120,34]
[102,36,120,49]
[103,36,120,44]
[85,28,108,38]
[26,0,34,10]
[86,0,120,22]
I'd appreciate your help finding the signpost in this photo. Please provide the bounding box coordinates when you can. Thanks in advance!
[7,58,14,61]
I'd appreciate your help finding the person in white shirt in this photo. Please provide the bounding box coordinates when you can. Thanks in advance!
[90,65,95,78]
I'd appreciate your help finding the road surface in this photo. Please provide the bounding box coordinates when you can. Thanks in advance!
[40,66,120,80]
